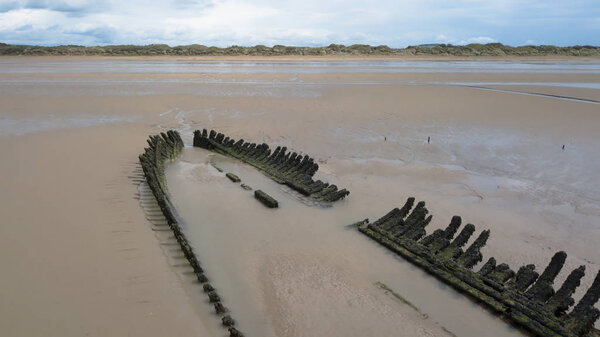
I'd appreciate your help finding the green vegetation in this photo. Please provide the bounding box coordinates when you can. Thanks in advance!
[441,326,459,337]
[1,42,599,56]
[193,129,350,203]
[359,198,600,337]
[210,162,224,172]
[139,131,244,337]
[375,281,426,317]
[225,172,241,183]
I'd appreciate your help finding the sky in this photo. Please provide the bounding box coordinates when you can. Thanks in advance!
[0,0,598,47]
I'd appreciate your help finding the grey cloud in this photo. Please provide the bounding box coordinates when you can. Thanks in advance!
[1,0,110,14]
[1,0,598,47]
[171,0,215,10]
[0,25,62,45]
[65,26,118,44]
[0,1,19,12]
[16,24,33,31]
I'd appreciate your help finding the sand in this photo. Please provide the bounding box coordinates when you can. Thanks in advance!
[166,151,522,337]
[0,125,216,336]
[1,56,599,336]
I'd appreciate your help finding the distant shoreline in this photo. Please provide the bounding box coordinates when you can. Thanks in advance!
[2,55,600,62]
[1,43,599,57]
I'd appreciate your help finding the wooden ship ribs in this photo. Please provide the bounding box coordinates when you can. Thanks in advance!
[357,197,600,337]
[193,129,349,203]
[139,130,244,337]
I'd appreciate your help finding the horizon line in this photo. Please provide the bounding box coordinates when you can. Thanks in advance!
[2,42,599,49]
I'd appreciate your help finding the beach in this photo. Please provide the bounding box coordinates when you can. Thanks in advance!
[1,56,599,336]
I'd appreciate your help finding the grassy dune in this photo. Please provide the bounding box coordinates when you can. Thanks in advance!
[1,42,599,57]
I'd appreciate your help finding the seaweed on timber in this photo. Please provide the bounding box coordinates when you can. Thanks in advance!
[193,129,349,204]
[139,130,244,337]
[356,198,600,337]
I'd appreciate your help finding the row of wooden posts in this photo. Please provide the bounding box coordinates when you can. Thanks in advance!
[139,130,244,337]
[358,197,600,337]
[193,129,350,203]
[139,129,598,337]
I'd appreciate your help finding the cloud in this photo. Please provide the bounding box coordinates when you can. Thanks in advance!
[464,36,497,44]
[0,9,63,31]
[434,35,497,46]
[64,25,118,44]
[1,0,109,14]
[0,1,20,13]
[0,0,598,47]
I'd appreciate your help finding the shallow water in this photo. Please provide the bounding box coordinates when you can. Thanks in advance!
[2,57,599,334]
[0,115,138,135]
[2,59,600,74]
[2,59,599,107]
[166,105,600,334]
[166,148,524,337]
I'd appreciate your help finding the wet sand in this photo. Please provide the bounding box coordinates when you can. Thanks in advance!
[166,151,521,337]
[1,57,599,336]
[0,125,214,336]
